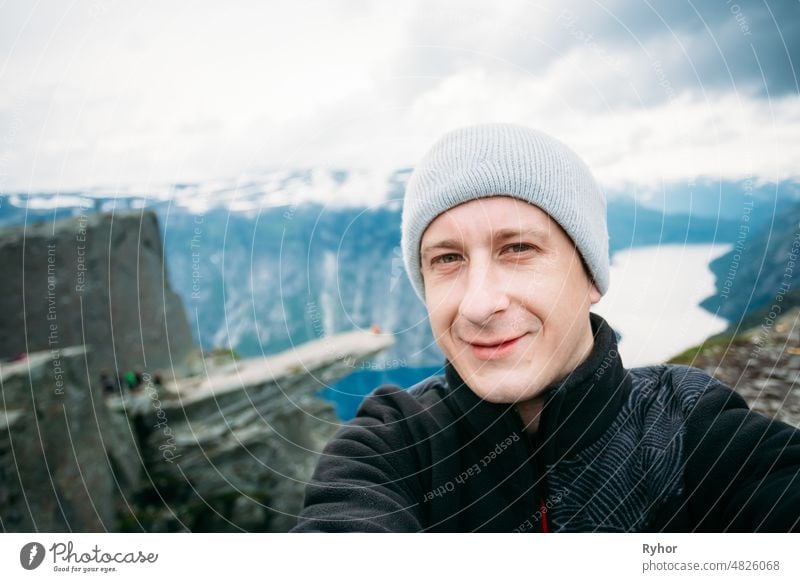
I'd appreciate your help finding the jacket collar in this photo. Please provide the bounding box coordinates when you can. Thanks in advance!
[444,311,632,462]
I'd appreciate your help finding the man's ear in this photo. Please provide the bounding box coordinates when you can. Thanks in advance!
[589,282,602,305]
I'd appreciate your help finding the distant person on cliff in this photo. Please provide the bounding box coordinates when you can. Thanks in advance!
[292,123,800,532]
[99,371,115,396]
[124,370,138,390]
[116,371,127,395]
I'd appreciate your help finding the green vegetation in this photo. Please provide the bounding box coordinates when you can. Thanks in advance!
[666,333,746,365]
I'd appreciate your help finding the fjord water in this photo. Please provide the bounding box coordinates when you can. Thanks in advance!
[595,242,733,367]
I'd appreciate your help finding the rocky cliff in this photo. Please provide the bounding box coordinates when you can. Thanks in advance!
[668,306,800,427]
[0,209,194,377]
[111,329,394,532]
[0,345,141,531]
[1,330,394,532]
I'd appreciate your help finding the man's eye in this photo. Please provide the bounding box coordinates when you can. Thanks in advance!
[432,253,460,265]
[506,243,537,253]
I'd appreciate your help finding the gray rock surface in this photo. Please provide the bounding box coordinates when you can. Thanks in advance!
[0,210,194,378]
[0,346,141,532]
[109,329,394,532]
[1,330,393,532]
[669,307,800,427]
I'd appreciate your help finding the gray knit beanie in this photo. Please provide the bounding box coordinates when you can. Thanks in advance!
[401,123,609,302]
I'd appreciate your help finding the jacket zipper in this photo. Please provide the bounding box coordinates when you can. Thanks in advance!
[540,497,550,532]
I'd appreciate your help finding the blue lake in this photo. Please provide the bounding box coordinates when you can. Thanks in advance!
[320,365,444,421]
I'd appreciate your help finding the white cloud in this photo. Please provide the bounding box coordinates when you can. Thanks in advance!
[0,0,797,193]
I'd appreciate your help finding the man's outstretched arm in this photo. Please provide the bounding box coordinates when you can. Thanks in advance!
[683,378,800,532]
[291,386,426,532]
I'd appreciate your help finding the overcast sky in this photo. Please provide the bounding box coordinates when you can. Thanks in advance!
[0,0,798,193]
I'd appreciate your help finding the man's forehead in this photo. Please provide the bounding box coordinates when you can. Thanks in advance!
[425,194,551,230]
[432,195,547,225]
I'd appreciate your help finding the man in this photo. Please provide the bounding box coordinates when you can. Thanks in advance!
[291,123,800,532]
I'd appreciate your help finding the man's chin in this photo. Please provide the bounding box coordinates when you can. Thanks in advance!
[456,356,539,392]
[463,376,542,404]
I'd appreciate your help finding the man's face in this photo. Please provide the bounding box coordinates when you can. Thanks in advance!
[420,196,601,404]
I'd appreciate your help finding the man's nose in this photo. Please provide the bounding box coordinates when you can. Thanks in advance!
[458,258,510,326]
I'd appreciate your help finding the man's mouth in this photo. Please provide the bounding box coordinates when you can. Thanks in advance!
[467,333,529,360]
[468,336,522,347]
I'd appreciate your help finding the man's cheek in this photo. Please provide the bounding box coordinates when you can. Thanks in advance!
[427,300,453,327]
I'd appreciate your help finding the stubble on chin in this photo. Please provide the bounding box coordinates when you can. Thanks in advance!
[462,367,542,404]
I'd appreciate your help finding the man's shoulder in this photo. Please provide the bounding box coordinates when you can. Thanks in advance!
[407,372,449,400]
[353,371,453,424]
[628,362,722,389]
[627,362,739,415]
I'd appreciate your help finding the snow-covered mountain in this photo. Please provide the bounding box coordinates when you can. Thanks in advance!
[1,167,412,217]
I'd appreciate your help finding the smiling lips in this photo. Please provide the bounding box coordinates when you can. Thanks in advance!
[467,333,529,360]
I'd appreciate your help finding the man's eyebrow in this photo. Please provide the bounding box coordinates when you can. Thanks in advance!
[420,227,548,257]
[420,238,463,258]
[493,227,549,241]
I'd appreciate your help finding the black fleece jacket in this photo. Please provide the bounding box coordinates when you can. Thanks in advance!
[292,313,800,532]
